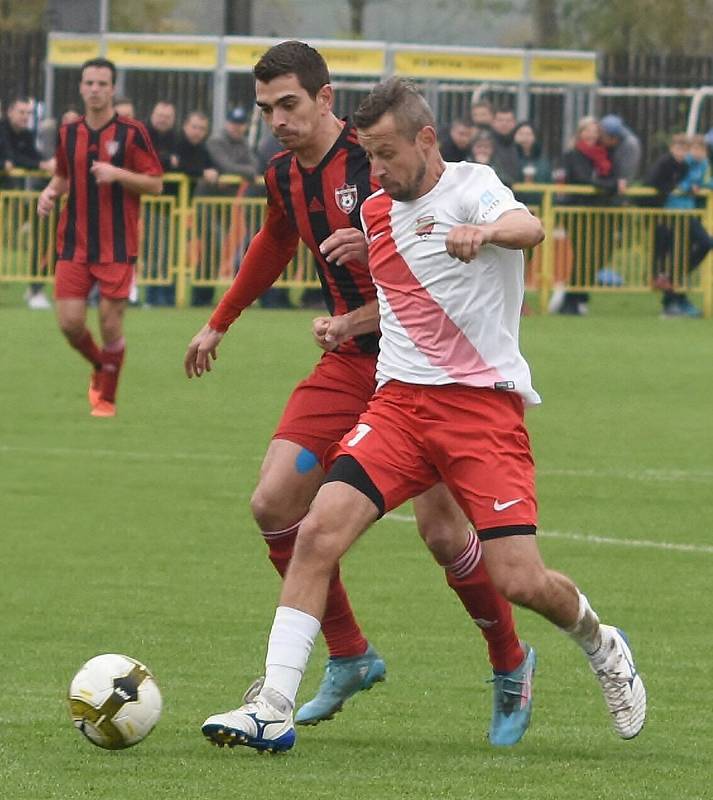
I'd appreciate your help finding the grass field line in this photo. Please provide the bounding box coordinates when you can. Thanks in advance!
[386,512,713,554]
[1,443,712,485]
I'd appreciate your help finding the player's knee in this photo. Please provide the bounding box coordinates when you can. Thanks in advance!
[290,513,342,572]
[59,317,85,342]
[250,483,306,532]
[496,567,548,609]
[418,520,466,564]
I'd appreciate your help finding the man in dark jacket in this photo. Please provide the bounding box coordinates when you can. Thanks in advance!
[177,111,219,306]
[1,97,56,308]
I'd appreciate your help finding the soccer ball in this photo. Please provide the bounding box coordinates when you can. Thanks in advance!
[68,653,162,750]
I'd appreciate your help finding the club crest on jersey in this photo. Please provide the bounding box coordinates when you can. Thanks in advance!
[105,140,119,158]
[415,214,436,238]
[335,183,358,213]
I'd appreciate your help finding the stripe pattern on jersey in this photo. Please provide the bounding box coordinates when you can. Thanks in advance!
[56,115,162,264]
[364,190,504,385]
[265,122,378,355]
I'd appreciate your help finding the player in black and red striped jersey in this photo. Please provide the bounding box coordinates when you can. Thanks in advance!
[185,41,533,747]
[38,58,163,418]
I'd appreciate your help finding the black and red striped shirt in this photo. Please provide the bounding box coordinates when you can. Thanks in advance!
[209,121,379,355]
[55,114,162,264]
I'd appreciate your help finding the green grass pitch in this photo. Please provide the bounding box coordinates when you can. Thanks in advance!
[1,288,712,799]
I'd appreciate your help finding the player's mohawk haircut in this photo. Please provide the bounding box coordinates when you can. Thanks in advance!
[253,41,330,99]
[354,77,435,141]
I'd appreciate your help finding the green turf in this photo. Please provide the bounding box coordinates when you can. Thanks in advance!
[1,288,712,799]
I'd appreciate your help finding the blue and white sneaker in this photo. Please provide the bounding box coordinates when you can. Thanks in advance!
[489,642,536,746]
[201,694,296,753]
[295,643,386,725]
[589,625,646,739]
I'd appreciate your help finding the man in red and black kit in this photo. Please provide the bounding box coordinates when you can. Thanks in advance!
[185,41,535,746]
[38,57,163,418]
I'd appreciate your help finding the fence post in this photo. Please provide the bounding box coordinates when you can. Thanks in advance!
[703,191,713,319]
[538,186,555,314]
[175,175,190,309]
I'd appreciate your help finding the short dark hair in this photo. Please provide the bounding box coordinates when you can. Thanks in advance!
[353,77,435,141]
[253,40,330,99]
[495,107,515,117]
[7,96,32,111]
[80,57,117,85]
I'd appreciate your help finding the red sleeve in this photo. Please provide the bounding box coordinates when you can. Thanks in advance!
[127,121,163,176]
[208,202,300,332]
[55,128,68,179]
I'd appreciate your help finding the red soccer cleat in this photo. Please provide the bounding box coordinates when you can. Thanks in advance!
[88,371,103,408]
[90,399,116,418]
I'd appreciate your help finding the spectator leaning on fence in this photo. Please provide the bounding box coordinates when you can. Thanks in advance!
[599,114,642,190]
[554,116,621,316]
[1,97,56,309]
[646,133,712,317]
[176,111,220,307]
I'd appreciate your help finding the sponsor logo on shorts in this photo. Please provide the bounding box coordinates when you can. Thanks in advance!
[493,498,523,512]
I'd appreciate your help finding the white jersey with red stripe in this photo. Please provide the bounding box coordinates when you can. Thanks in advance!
[360,161,541,406]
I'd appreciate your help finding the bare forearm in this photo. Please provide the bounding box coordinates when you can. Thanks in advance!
[482,210,544,249]
[340,301,380,337]
[47,175,69,196]
[114,168,163,196]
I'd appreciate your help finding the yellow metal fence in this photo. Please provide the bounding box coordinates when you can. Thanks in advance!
[2,172,712,317]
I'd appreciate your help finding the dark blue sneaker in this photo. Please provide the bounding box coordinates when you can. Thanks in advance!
[489,643,536,746]
[295,643,386,725]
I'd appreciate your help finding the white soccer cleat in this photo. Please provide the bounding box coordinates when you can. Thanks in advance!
[201,695,296,753]
[590,625,646,739]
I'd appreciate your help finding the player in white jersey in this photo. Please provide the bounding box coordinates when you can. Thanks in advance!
[201,78,646,753]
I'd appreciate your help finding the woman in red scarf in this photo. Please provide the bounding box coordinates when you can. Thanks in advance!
[552,117,620,315]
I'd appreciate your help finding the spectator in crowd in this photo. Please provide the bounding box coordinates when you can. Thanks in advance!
[554,116,621,316]
[599,114,642,190]
[469,130,515,186]
[491,107,520,185]
[513,121,551,205]
[146,101,178,172]
[470,97,494,135]
[646,133,711,317]
[114,96,135,118]
[144,101,179,307]
[176,111,219,306]
[1,97,56,309]
[37,106,81,160]
[206,106,258,183]
[439,117,475,162]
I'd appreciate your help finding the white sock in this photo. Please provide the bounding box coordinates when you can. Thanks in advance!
[564,590,602,656]
[262,606,321,709]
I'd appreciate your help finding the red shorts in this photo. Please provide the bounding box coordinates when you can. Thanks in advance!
[328,381,537,534]
[273,351,377,463]
[54,260,134,301]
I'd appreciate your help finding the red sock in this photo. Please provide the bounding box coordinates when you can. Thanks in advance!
[444,531,523,673]
[263,522,368,659]
[70,328,102,370]
[100,337,126,403]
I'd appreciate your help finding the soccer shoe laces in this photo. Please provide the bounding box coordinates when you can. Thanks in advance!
[489,674,528,711]
[594,655,634,714]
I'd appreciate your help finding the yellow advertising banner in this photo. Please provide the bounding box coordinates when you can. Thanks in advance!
[529,56,597,84]
[226,43,384,75]
[394,50,524,81]
[48,38,101,66]
[106,40,218,69]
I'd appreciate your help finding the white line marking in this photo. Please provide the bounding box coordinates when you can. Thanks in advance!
[385,513,713,554]
[2,445,711,482]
